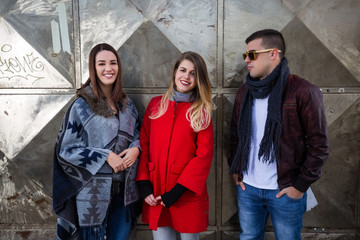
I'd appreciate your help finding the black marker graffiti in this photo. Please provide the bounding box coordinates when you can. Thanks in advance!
[0,44,45,84]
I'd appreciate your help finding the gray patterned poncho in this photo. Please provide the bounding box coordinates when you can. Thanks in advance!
[53,85,140,239]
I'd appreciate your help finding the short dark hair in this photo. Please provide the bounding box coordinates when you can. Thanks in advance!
[245,29,286,58]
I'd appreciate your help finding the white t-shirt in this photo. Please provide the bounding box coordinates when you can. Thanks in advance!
[242,96,278,190]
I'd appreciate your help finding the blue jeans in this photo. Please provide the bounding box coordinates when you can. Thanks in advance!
[236,183,307,240]
[81,192,131,240]
[106,192,131,240]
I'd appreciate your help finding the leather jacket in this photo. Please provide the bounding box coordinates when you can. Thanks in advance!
[229,74,329,192]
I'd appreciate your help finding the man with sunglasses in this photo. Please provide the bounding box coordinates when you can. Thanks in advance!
[229,29,329,239]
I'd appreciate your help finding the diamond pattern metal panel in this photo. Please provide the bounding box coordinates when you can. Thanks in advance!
[304,98,360,229]
[298,0,360,80]
[0,0,359,239]
[79,0,144,83]
[0,95,72,159]
[129,0,217,81]
[283,17,358,87]
[2,0,75,86]
[0,17,72,88]
[119,21,182,88]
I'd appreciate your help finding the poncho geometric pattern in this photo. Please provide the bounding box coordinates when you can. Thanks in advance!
[53,86,140,239]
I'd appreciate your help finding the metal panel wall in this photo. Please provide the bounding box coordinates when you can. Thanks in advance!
[0,0,359,239]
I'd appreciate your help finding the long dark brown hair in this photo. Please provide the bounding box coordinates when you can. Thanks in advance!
[80,43,127,105]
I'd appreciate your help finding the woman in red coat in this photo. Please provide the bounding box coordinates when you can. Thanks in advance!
[136,51,214,240]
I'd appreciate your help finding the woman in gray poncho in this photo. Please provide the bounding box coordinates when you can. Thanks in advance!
[53,43,141,240]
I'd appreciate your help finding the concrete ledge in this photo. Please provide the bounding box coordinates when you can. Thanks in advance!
[0,224,56,240]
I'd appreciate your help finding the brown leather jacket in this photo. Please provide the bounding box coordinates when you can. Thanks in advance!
[229,74,329,192]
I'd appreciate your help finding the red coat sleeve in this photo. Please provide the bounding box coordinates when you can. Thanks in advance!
[177,120,214,196]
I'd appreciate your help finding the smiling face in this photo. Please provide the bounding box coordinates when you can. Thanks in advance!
[95,50,119,91]
[174,59,196,93]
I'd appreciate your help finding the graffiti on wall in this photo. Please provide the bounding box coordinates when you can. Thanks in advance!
[0,43,45,85]
[0,17,72,88]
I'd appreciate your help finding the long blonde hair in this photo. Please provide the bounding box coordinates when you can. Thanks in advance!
[150,51,214,132]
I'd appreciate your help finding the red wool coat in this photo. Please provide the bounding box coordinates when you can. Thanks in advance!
[136,96,214,233]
